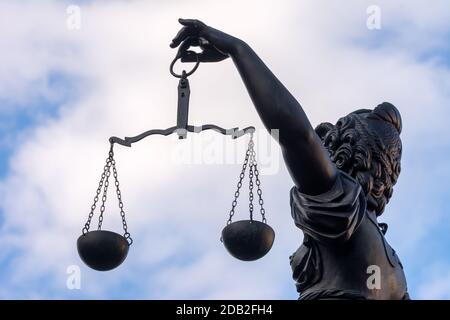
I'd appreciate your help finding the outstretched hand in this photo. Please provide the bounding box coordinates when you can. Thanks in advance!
[170,18,241,63]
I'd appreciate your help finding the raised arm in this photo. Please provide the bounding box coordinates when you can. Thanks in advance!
[171,19,337,195]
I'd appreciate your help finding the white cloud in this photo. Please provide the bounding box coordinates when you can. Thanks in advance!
[0,0,449,299]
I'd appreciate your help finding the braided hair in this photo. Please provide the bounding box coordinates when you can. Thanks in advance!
[315,102,402,216]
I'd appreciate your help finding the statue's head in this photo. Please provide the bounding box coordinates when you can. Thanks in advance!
[315,102,402,216]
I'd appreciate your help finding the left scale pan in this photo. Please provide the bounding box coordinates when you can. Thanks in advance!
[78,145,133,271]
[77,230,129,271]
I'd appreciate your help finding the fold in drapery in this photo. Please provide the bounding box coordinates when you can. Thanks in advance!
[290,171,366,244]
[289,171,366,292]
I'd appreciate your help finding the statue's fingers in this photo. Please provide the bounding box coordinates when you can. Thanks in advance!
[176,37,201,58]
[180,37,200,49]
[180,51,198,63]
[178,18,206,29]
[198,38,211,50]
[170,26,197,48]
[180,49,227,63]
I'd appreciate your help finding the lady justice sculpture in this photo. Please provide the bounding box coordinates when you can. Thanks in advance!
[170,18,409,300]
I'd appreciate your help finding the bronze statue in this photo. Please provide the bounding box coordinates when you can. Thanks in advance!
[170,18,409,300]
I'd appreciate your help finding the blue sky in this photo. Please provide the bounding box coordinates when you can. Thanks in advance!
[0,0,450,299]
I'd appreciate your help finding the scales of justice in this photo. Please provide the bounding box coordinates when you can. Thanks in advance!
[77,45,275,272]
[76,18,408,300]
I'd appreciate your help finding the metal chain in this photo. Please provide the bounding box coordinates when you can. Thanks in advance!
[227,137,252,225]
[253,154,267,223]
[97,150,112,230]
[248,135,267,223]
[82,154,112,235]
[248,144,255,221]
[227,134,268,224]
[82,145,133,245]
[110,151,133,245]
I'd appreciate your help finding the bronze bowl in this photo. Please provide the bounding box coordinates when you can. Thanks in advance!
[77,230,129,271]
[221,220,275,261]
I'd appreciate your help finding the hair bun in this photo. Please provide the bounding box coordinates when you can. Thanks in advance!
[371,102,402,134]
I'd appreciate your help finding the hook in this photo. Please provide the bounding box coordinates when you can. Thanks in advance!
[170,50,200,78]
